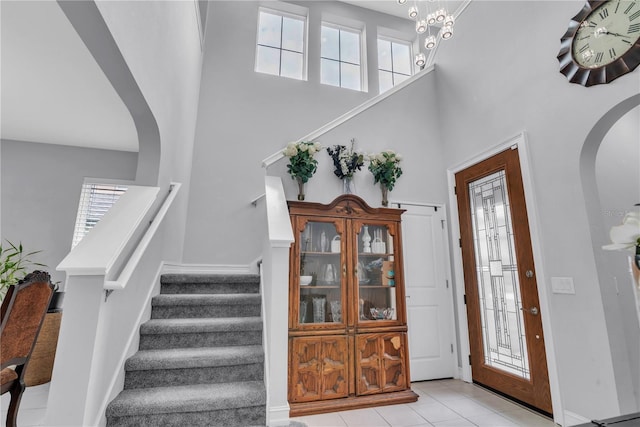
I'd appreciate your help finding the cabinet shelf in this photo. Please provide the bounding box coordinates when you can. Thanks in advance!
[301,251,340,256]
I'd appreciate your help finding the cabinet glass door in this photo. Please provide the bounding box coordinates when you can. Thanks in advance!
[355,222,398,322]
[297,219,344,326]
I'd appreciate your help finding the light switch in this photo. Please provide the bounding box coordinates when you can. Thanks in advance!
[551,277,575,294]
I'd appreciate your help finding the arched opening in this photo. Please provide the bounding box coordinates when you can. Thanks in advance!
[580,94,640,413]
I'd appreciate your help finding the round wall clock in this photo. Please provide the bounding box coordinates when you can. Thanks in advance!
[558,0,640,86]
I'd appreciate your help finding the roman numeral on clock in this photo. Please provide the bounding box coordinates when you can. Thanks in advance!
[629,22,640,33]
[629,10,640,21]
[595,51,604,63]
[609,47,617,58]
[579,43,590,53]
[624,3,635,15]
[599,8,609,19]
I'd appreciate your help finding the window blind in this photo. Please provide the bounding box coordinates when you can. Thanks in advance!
[71,183,128,248]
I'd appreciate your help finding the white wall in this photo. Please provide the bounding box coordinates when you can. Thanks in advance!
[0,139,137,286]
[434,0,639,420]
[183,1,421,265]
[95,0,204,264]
[595,104,640,409]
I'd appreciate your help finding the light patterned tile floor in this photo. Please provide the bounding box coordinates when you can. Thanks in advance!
[292,379,557,427]
[2,379,557,426]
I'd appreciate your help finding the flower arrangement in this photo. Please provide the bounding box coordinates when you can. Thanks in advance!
[283,140,322,200]
[603,207,640,271]
[327,139,364,180]
[283,141,322,183]
[367,150,403,191]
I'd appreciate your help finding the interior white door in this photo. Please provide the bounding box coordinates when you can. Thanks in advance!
[401,204,455,381]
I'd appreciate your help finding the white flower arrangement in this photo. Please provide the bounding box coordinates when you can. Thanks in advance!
[603,209,640,252]
[283,140,322,184]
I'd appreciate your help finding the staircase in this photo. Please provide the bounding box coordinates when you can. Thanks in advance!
[106,274,266,426]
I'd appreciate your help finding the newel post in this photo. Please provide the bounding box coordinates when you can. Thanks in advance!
[45,274,105,426]
[263,176,294,425]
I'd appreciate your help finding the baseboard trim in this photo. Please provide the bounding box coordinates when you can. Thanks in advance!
[267,404,291,426]
[162,262,258,275]
[563,410,591,426]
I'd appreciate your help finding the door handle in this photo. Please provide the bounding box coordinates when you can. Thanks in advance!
[520,306,539,315]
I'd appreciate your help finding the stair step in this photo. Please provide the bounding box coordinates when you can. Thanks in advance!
[106,381,266,427]
[139,317,262,349]
[151,294,261,319]
[160,274,260,295]
[124,346,264,389]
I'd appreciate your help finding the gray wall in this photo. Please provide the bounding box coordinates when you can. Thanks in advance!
[0,139,137,286]
[183,0,422,265]
[434,0,639,419]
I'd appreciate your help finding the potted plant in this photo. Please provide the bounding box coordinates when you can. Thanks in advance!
[283,140,322,200]
[367,150,403,207]
[0,240,46,301]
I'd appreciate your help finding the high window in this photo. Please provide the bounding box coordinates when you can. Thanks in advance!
[377,38,412,93]
[72,183,128,248]
[255,9,306,80]
[320,24,362,91]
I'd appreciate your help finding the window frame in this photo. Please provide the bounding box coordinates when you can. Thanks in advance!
[377,35,414,93]
[255,7,308,81]
[320,21,365,91]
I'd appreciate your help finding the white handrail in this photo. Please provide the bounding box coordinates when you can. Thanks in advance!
[57,185,160,276]
[261,65,435,169]
[104,183,181,290]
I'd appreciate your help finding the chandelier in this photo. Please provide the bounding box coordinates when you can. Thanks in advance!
[397,0,456,67]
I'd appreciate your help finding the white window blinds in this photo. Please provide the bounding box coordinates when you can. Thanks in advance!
[72,183,128,248]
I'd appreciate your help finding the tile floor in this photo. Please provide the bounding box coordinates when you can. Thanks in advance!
[291,379,557,427]
[1,379,557,426]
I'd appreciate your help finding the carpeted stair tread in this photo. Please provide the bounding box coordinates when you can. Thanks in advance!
[140,317,262,334]
[152,293,260,306]
[125,345,264,371]
[161,274,259,285]
[106,381,266,417]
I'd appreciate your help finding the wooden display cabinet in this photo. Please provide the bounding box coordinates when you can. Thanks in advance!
[287,195,418,416]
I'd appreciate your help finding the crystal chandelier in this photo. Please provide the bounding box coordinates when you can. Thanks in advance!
[397,0,456,67]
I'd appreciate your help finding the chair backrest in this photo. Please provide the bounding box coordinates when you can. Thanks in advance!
[1,271,53,369]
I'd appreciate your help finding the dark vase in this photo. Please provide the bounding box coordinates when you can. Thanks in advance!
[48,291,65,313]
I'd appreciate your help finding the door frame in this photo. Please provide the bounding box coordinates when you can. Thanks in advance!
[446,132,564,425]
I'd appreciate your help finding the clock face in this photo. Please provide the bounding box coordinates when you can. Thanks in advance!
[573,0,640,68]
[558,0,640,85]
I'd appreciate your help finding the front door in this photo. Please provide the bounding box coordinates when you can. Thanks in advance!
[455,147,552,415]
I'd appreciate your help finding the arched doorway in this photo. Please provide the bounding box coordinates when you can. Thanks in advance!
[580,94,640,413]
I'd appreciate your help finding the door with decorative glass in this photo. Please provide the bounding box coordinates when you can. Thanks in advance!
[455,147,552,415]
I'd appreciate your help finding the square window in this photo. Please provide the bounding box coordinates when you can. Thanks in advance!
[321,24,363,91]
[377,38,413,93]
[256,9,306,80]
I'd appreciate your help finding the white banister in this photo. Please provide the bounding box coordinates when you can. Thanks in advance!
[261,65,435,169]
[57,185,160,277]
[47,183,178,426]
[262,175,294,425]
[105,183,181,290]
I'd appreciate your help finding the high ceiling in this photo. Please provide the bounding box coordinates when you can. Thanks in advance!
[1,1,138,152]
[0,1,462,153]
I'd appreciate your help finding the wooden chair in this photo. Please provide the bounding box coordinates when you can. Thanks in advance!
[1,271,53,427]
